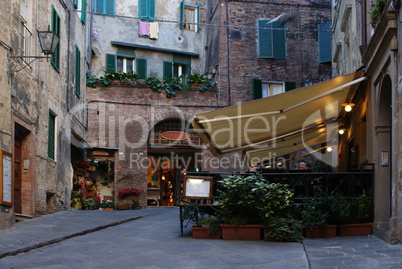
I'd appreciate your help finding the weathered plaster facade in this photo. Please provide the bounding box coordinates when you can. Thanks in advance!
[0,0,89,229]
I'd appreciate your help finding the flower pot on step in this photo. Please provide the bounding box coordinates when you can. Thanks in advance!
[304,225,337,238]
[221,224,262,240]
[191,227,221,239]
[339,223,372,236]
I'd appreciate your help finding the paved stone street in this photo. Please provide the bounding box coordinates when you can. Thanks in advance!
[0,208,401,268]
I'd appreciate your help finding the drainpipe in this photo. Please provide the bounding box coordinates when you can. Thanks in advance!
[225,0,232,106]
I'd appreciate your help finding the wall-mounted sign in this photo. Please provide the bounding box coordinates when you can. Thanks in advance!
[183,176,213,199]
[0,150,13,206]
[381,151,389,166]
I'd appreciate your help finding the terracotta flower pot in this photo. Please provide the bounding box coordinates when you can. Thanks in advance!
[221,224,262,240]
[191,227,221,239]
[339,223,372,236]
[304,225,337,238]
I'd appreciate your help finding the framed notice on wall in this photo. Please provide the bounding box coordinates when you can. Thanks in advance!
[183,176,213,199]
[0,150,13,206]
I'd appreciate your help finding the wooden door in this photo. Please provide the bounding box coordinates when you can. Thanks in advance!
[14,141,22,213]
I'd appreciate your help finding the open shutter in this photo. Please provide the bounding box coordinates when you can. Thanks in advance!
[75,46,81,97]
[74,0,78,8]
[252,79,263,100]
[196,4,201,32]
[106,54,116,72]
[318,23,332,63]
[51,6,60,70]
[258,19,272,58]
[285,81,296,92]
[106,0,115,15]
[272,21,286,59]
[81,0,87,23]
[95,0,103,13]
[163,61,173,80]
[180,1,185,28]
[139,0,147,18]
[136,58,147,79]
[48,112,55,160]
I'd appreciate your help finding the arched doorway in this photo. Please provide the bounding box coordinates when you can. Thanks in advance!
[375,75,392,235]
[147,119,202,206]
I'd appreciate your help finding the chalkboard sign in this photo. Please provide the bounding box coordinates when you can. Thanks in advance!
[183,176,213,199]
[0,150,13,205]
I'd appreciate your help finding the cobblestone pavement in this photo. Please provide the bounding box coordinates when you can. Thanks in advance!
[0,208,401,268]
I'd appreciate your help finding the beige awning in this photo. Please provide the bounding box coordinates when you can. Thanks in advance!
[193,71,366,163]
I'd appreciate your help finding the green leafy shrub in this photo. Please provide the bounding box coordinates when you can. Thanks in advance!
[266,217,303,242]
[369,0,387,26]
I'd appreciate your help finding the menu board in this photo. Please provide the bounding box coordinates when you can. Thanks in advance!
[1,151,12,205]
[183,176,213,199]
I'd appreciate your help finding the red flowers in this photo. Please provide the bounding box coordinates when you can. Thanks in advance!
[118,187,142,198]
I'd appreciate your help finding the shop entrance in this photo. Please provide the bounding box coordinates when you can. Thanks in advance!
[147,149,200,206]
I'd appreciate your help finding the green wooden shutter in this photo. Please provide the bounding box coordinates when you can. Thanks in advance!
[285,81,296,92]
[95,0,103,13]
[51,6,60,71]
[196,4,201,32]
[318,23,332,63]
[75,46,81,97]
[81,0,87,23]
[149,0,155,19]
[48,112,56,160]
[106,0,115,15]
[139,0,147,18]
[105,54,116,72]
[180,1,185,28]
[258,19,272,58]
[74,0,78,8]
[252,79,263,100]
[163,61,173,80]
[272,21,286,59]
[136,58,147,79]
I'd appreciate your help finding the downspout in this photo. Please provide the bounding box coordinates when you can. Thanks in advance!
[59,0,71,112]
[225,0,232,106]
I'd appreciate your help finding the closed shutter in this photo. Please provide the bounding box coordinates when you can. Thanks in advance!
[136,58,147,79]
[272,21,286,59]
[258,19,272,58]
[75,46,81,97]
[74,0,78,8]
[105,54,116,72]
[163,61,173,80]
[48,112,56,160]
[252,79,263,100]
[196,4,201,32]
[95,0,103,13]
[139,0,147,18]
[318,23,332,63]
[149,0,155,19]
[106,0,115,15]
[285,81,296,92]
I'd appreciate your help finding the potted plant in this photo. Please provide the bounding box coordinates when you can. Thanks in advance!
[99,199,115,210]
[369,0,387,28]
[191,215,222,239]
[71,191,82,210]
[338,195,373,236]
[216,173,294,240]
[83,198,97,210]
[300,195,338,238]
[130,199,141,210]
[187,72,206,87]
[264,217,303,242]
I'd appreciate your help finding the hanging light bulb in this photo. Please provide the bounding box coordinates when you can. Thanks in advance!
[338,129,345,135]
[327,146,333,152]
[342,102,355,112]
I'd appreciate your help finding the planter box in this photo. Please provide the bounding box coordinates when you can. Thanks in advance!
[304,225,337,238]
[191,227,221,239]
[339,223,372,236]
[221,224,262,240]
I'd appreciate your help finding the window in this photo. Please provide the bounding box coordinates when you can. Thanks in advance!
[106,53,147,79]
[19,18,32,58]
[180,1,200,31]
[258,19,286,59]
[139,0,155,20]
[95,0,115,15]
[318,23,332,63]
[163,54,191,81]
[50,6,60,71]
[48,111,56,160]
[74,45,81,97]
[252,79,296,100]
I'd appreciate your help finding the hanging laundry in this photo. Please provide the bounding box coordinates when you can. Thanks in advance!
[139,20,150,36]
[149,22,159,39]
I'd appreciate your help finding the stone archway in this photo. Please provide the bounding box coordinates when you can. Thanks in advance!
[374,74,392,239]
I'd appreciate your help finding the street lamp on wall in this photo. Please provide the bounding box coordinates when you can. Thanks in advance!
[10,26,59,72]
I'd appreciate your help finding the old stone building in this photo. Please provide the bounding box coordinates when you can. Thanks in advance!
[86,0,333,208]
[0,0,89,229]
[332,0,402,243]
